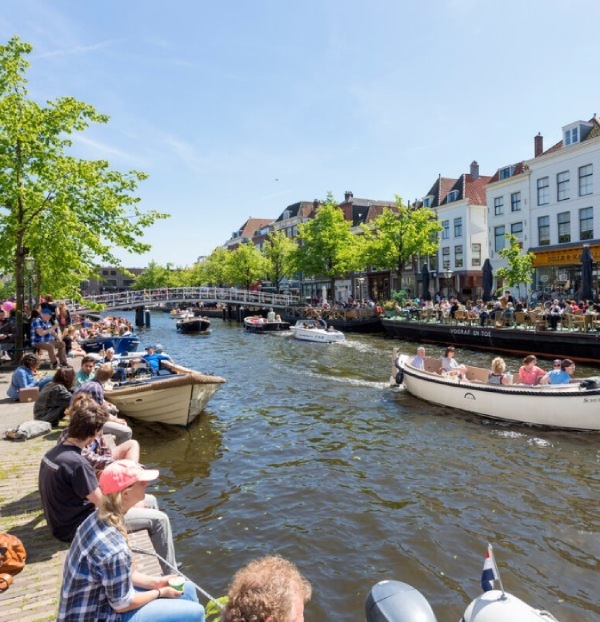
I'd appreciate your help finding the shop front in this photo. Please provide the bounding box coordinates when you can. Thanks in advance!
[531,243,600,300]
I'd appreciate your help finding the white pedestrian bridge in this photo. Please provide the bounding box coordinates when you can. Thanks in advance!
[68,287,301,314]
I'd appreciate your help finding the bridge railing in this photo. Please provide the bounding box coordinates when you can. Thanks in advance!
[67,287,301,313]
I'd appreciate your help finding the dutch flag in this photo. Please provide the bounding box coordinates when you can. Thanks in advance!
[481,544,499,592]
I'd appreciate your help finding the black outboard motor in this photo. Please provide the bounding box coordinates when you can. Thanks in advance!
[365,580,437,622]
[579,376,600,390]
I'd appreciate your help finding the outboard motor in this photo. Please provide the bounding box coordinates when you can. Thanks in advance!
[579,376,600,390]
[365,580,437,622]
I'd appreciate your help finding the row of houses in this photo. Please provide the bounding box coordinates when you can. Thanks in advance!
[223,113,600,303]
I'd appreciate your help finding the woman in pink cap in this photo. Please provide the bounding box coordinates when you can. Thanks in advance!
[57,459,204,622]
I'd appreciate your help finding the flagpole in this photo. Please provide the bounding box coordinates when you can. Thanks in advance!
[489,543,506,598]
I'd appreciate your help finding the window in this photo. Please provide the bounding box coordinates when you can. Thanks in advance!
[557,171,570,201]
[453,217,462,237]
[494,226,505,252]
[494,197,504,216]
[580,207,593,240]
[471,243,481,267]
[447,190,459,203]
[579,164,593,196]
[442,247,450,269]
[538,216,550,246]
[499,166,514,180]
[441,220,449,240]
[454,245,463,268]
[423,196,433,207]
[510,192,521,212]
[564,127,579,145]
[557,212,571,243]
[511,222,523,241]
[537,177,549,205]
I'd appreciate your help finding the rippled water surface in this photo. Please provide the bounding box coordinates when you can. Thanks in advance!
[122,312,599,621]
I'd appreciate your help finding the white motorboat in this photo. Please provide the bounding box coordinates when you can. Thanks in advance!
[391,351,600,431]
[105,362,225,426]
[290,319,346,343]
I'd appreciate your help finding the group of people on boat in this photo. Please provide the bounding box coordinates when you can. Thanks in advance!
[410,346,578,386]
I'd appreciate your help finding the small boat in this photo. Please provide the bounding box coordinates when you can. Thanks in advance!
[290,319,346,343]
[79,333,140,355]
[392,351,600,431]
[170,308,190,320]
[104,362,225,426]
[176,316,211,334]
[243,316,291,333]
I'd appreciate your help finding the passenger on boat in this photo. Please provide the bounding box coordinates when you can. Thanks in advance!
[221,555,311,622]
[142,345,172,375]
[517,355,548,385]
[57,459,204,622]
[547,300,563,331]
[102,347,128,383]
[542,359,577,385]
[316,315,327,329]
[440,346,466,378]
[488,357,510,385]
[410,347,426,370]
[267,308,276,322]
[275,313,282,322]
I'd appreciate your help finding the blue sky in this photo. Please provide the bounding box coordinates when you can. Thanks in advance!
[2,0,600,267]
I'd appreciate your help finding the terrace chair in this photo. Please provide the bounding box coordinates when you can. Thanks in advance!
[564,313,585,332]
[514,311,532,329]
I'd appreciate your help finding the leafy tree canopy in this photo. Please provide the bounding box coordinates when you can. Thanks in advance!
[495,233,534,298]
[262,229,297,292]
[226,242,266,289]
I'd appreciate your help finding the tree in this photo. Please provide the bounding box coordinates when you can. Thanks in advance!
[0,37,168,351]
[292,193,360,302]
[226,242,266,290]
[360,196,442,295]
[133,261,175,290]
[199,247,231,287]
[262,230,297,292]
[495,233,535,300]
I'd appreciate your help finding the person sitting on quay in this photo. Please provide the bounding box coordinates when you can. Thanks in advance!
[41,395,178,576]
[440,346,466,378]
[56,459,204,622]
[75,354,96,386]
[7,352,53,401]
[487,357,510,385]
[72,363,132,445]
[221,555,312,622]
[542,359,577,385]
[33,365,76,427]
[31,306,68,368]
[410,346,426,370]
[517,355,548,386]
[0,307,15,359]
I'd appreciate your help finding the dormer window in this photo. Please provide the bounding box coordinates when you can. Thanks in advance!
[447,190,459,203]
[423,195,433,207]
[499,165,515,180]
[563,120,593,147]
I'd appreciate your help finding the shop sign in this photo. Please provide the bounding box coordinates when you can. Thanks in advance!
[532,245,600,267]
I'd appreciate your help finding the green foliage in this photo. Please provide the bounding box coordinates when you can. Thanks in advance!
[262,230,296,292]
[199,247,230,287]
[226,242,266,289]
[390,290,407,306]
[292,193,361,296]
[360,197,442,286]
[0,36,169,309]
[495,233,534,297]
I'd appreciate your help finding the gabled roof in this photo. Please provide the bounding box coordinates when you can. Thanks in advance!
[275,201,315,222]
[423,176,457,207]
[336,196,397,226]
[236,218,273,238]
[541,115,600,156]
[437,173,492,207]
[487,162,528,184]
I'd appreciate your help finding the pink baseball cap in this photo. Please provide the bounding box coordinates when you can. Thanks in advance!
[99,459,159,495]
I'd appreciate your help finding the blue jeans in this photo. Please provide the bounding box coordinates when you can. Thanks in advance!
[120,582,204,622]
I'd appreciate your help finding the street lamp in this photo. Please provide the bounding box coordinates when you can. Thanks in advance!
[24,256,35,312]
[356,277,365,302]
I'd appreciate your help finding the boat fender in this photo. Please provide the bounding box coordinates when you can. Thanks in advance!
[395,369,404,385]
[365,580,437,622]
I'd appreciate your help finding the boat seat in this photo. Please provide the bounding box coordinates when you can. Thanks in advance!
[423,357,442,374]
[465,365,490,383]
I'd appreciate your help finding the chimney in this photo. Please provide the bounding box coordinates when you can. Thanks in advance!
[534,133,544,157]
[470,161,480,179]
[313,199,319,211]
[344,191,353,202]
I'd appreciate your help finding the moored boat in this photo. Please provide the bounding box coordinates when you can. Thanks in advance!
[176,316,211,334]
[79,333,140,355]
[290,319,346,343]
[392,351,600,431]
[104,362,225,426]
[283,306,382,333]
[243,316,290,333]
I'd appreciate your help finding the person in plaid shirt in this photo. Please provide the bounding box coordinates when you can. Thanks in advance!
[57,460,204,622]
[30,307,68,368]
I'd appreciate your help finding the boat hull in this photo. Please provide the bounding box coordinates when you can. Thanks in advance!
[382,318,600,364]
[395,354,600,431]
[243,318,291,333]
[176,318,211,333]
[290,320,346,343]
[283,307,382,333]
[105,367,225,426]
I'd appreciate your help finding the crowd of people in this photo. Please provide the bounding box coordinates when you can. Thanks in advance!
[410,346,578,386]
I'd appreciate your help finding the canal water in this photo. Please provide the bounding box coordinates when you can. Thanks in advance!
[122,311,598,621]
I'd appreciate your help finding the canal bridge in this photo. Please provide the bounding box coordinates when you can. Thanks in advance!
[68,287,301,315]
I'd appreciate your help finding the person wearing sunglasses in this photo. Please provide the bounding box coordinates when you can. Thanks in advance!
[542,359,577,385]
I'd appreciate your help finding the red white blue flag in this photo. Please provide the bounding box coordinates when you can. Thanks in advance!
[481,544,499,592]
